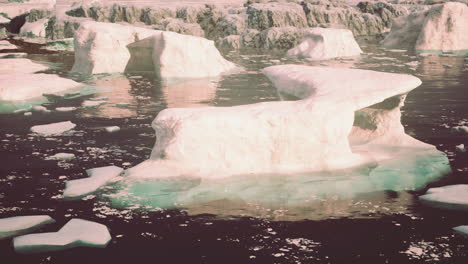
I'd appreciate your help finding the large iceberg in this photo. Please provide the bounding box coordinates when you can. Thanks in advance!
[383,2,468,53]
[13,218,111,254]
[71,21,237,78]
[125,65,449,180]
[287,28,362,60]
[0,215,55,239]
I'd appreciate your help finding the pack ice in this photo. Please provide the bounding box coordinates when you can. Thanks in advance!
[0,215,55,239]
[63,166,123,199]
[71,22,237,78]
[30,121,76,136]
[13,219,111,254]
[383,2,468,53]
[419,185,468,210]
[287,28,362,60]
[125,65,450,181]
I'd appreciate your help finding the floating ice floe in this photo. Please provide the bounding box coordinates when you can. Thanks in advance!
[0,59,48,74]
[55,107,77,112]
[419,185,468,210]
[0,40,17,50]
[125,65,450,181]
[63,166,123,199]
[287,28,362,60]
[104,126,120,133]
[71,22,238,78]
[453,226,468,237]
[13,218,111,254]
[82,100,106,108]
[0,53,27,58]
[383,2,468,54]
[31,105,50,113]
[452,126,468,133]
[46,153,76,160]
[0,73,82,101]
[30,121,76,136]
[0,215,55,239]
[456,144,466,153]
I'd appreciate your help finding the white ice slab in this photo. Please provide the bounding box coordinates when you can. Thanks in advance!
[0,73,81,101]
[0,59,48,74]
[453,226,468,237]
[30,121,76,136]
[46,153,75,160]
[104,126,120,133]
[63,166,123,199]
[13,218,111,254]
[419,185,468,210]
[0,215,55,239]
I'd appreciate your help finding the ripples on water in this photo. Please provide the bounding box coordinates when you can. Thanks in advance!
[0,40,468,263]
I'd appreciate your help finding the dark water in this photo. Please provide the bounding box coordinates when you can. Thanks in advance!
[0,39,468,263]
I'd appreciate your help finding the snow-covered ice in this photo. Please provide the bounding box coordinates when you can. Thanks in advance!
[63,166,123,199]
[0,215,55,239]
[19,18,48,38]
[82,100,106,108]
[287,28,362,60]
[30,121,76,136]
[55,107,77,112]
[419,185,468,210]
[13,218,111,254]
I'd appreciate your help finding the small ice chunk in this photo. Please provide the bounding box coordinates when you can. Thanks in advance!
[419,185,468,210]
[453,226,468,237]
[30,121,76,136]
[13,218,111,253]
[32,106,50,113]
[456,144,466,152]
[82,100,106,108]
[453,126,468,133]
[0,215,55,239]
[63,166,123,199]
[24,112,32,116]
[46,153,75,160]
[13,108,31,114]
[104,126,120,133]
[55,107,77,112]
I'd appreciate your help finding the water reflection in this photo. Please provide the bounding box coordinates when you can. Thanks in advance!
[161,77,219,108]
[418,55,466,82]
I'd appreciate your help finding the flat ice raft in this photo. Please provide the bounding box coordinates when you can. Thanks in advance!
[13,219,111,254]
[419,185,468,210]
[126,65,450,180]
[63,166,123,199]
[0,215,55,239]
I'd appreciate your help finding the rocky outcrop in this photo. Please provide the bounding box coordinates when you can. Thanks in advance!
[246,3,308,31]
[45,16,86,40]
[155,18,205,38]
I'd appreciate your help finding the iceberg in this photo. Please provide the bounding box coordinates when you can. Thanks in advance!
[71,21,237,78]
[30,121,76,136]
[46,153,75,160]
[104,126,120,133]
[0,215,55,239]
[13,218,111,254]
[63,166,123,199]
[125,65,449,180]
[383,2,468,53]
[287,28,362,60]
[419,185,468,210]
[19,18,48,38]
